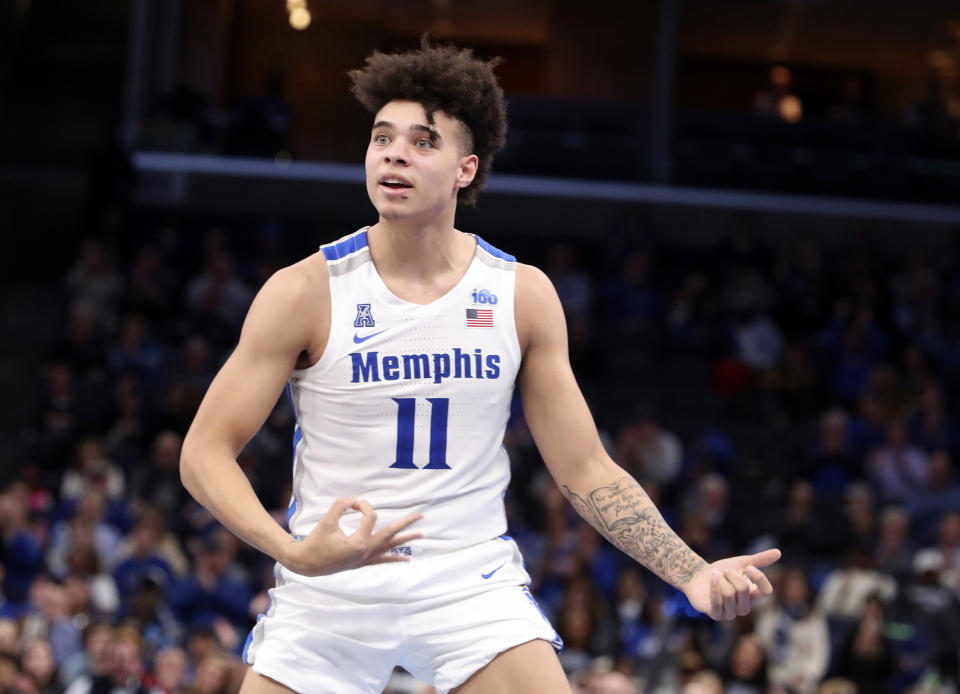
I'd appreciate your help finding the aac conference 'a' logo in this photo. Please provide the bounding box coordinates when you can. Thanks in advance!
[354,303,375,327]
[472,289,498,305]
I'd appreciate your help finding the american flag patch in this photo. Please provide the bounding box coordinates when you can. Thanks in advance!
[466,308,494,327]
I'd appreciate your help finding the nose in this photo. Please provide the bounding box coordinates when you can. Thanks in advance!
[383,140,409,165]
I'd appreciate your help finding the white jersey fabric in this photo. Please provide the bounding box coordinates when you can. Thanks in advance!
[285,227,521,568]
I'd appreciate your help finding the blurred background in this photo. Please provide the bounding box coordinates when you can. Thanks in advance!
[2,1,960,693]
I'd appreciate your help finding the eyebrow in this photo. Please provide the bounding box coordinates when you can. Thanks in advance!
[372,120,442,143]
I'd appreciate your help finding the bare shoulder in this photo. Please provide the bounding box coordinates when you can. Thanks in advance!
[242,251,330,362]
[515,262,566,355]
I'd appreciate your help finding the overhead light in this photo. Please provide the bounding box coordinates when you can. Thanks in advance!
[289,7,311,30]
[286,0,310,30]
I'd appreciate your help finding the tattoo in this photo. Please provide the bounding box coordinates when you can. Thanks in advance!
[562,476,706,587]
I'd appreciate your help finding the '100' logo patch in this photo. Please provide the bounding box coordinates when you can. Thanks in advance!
[472,289,497,305]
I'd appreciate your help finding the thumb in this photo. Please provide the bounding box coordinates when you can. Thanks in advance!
[745,548,782,569]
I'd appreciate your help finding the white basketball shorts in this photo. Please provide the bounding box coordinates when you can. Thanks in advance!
[242,535,563,694]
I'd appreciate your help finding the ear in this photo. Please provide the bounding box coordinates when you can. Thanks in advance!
[456,154,479,189]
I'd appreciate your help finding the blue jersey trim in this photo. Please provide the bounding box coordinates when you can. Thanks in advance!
[475,235,516,263]
[241,617,259,664]
[322,230,369,260]
[286,425,302,526]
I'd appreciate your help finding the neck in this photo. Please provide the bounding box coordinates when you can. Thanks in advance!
[367,205,473,280]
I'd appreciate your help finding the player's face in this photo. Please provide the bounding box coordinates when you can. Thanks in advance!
[365,100,476,222]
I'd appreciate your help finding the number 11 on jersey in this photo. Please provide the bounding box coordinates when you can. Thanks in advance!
[389,397,450,469]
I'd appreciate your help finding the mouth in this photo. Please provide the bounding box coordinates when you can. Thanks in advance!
[378,175,413,191]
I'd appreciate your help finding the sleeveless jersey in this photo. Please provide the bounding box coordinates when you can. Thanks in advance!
[284,228,521,558]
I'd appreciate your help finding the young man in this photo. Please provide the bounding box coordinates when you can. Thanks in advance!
[180,42,781,694]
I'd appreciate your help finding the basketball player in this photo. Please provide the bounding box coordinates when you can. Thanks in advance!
[180,42,781,694]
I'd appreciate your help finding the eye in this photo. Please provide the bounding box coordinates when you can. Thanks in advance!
[415,138,434,149]
[374,133,390,145]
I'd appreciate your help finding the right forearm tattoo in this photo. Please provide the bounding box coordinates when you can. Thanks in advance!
[562,475,706,587]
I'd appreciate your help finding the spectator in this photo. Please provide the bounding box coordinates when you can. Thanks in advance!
[113,509,176,607]
[0,618,19,655]
[775,480,829,564]
[908,383,958,455]
[723,634,768,694]
[53,300,108,378]
[0,485,45,608]
[46,489,121,578]
[166,529,251,634]
[182,653,234,694]
[130,432,188,516]
[60,438,125,503]
[64,545,120,617]
[817,544,896,622]
[874,506,914,581]
[616,410,683,490]
[913,512,960,599]
[733,310,783,372]
[19,638,62,694]
[868,417,930,504]
[59,622,113,688]
[891,550,960,687]
[183,250,253,344]
[65,239,124,334]
[755,568,830,694]
[830,595,897,694]
[906,451,960,546]
[807,409,859,498]
[585,669,639,694]
[125,246,179,321]
[143,646,187,694]
[64,628,162,694]
[108,315,166,391]
[0,652,20,694]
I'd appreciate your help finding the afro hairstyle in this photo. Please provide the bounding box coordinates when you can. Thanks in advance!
[349,39,507,206]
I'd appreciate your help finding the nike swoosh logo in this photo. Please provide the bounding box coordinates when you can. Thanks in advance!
[481,563,505,580]
[353,329,388,344]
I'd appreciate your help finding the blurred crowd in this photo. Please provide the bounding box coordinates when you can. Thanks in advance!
[4,217,960,694]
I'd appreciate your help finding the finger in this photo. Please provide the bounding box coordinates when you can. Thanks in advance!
[321,497,357,528]
[370,513,424,546]
[351,499,377,541]
[384,531,423,548]
[746,565,774,599]
[746,548,782,569]
[717,574,738,620]
[709,571,723,620]
[724,569,752,616]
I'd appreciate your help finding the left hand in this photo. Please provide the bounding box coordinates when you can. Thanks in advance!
[683,548,781,620]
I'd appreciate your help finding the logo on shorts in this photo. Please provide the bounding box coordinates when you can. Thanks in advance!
[389,545,412,556]
[354,303,375,327]
[481,563,505,579]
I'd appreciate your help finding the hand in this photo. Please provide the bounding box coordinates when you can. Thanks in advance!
[683,548,781,620]
[282,497,423,576]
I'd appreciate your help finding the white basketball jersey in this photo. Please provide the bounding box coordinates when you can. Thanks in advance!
[284,228,521,558]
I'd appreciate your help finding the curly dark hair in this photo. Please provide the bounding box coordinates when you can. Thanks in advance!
[349,39,507,207]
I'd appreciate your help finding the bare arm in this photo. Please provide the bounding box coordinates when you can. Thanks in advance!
[515,264,779,617]
[180,257,420,575]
